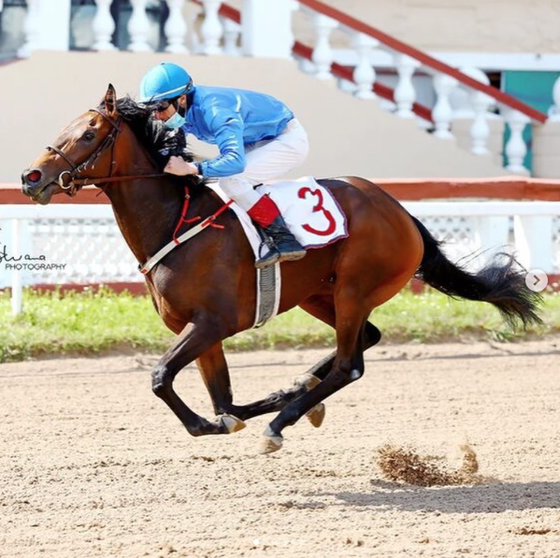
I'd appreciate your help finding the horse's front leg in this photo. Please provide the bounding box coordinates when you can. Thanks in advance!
[152,319,245,437]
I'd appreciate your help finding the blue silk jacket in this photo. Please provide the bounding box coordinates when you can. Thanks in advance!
[182,85,294,178]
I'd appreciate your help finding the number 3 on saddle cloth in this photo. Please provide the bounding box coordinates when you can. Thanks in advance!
[207,177,348,328]
[209,176,349,257]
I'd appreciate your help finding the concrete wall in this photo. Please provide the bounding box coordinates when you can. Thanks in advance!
[289,0,560,54]
[0,51,507,185]
[224,0,560,54]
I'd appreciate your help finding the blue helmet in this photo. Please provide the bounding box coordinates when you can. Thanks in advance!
[139,62,193,103]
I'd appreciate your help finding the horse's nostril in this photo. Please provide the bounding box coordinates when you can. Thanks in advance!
[26,170,42,184]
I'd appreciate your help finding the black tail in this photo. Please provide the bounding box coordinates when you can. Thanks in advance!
[412,216,543,329]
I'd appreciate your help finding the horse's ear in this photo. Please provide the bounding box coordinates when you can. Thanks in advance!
[105,83,117,117]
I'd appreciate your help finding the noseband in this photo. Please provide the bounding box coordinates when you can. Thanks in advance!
[46,108,166,196]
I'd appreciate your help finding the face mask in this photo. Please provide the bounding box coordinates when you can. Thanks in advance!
[164,111,186,130]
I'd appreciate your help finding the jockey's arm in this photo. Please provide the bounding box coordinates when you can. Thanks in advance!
[164,110,246,178]
[198,114,246,177]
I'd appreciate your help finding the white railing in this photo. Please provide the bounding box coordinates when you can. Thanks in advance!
[7,0,560,175]
[292,1,551,177]
[8,0,558,177]
[2,202,559,315]
[0,206,139,315]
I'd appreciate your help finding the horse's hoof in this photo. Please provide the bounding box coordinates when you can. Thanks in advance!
[306,403,326,428]
[259,428,283,454]
[294,373,321,391]
[218,414,246,434]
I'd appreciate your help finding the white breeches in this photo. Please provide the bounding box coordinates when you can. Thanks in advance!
[219,118,309,211]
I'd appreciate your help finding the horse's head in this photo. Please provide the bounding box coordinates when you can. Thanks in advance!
[21,84,125,205]
[21,85,124,205]
[23,84,198,205]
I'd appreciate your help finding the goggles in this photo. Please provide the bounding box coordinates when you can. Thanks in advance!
[152,99,175,113]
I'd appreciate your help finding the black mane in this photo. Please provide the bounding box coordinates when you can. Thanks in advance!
[99,96,195,170]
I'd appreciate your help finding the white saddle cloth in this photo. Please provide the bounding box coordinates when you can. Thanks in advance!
[207,176,348,258]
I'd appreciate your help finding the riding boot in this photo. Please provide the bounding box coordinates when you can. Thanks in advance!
[247,193,306,269]
[255,214,306,269]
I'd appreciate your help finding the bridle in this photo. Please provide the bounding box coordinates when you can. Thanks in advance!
[41,105,234,276]
[46,108,166,196]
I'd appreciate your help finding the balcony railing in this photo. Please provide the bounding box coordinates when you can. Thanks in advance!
[2,0,560,176]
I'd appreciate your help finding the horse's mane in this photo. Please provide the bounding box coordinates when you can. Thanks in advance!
[98,96,203,181]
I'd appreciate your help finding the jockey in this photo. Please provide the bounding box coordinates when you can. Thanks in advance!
[138,62,308,268]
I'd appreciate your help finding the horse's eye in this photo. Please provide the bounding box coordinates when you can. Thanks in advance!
[82,131,95,141]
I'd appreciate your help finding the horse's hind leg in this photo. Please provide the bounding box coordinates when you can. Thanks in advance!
[299,295,382,383]
[287,318,380,427]
[261,292,371,453]
[293,295,381,427]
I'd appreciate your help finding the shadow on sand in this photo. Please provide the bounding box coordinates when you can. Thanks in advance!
[325,481,560,514]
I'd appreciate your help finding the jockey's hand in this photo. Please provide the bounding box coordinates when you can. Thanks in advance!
[164,156,199,176]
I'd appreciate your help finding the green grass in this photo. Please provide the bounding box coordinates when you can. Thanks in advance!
[0,286,559,363]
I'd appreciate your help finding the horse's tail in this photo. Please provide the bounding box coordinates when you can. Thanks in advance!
[411,216,543,329]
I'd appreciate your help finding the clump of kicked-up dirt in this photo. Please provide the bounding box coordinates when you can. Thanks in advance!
[376,443,482,487]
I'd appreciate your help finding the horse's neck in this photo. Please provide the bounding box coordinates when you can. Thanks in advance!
[103,128,206,265]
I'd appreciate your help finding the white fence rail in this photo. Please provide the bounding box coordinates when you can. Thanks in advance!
[2,201,559,315]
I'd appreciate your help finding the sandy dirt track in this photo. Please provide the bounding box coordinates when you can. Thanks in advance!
[1,338,559,558]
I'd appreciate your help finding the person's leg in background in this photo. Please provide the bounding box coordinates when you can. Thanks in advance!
[219,120,309,268]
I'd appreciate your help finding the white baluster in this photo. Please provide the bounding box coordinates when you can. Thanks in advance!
[164,0,188,53]
[17,0,40,58]
[473,216,510,266]
[350,32,377,100]
[432,74,458,139]
[469,93,493,155]
[394,54,420,118]
[514,215,553,271]
[379,98,397,112]
[311,13,337,80]
[460,67,494,155]
[92,0,116,51]
[188,3,204,54]
[222,17,241,56]
[548,76,560,122]
[201,0,223,55]
[241,0,294,58]
[503,109,531,175]
[128,0,151,52]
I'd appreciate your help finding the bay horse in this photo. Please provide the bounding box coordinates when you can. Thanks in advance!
[21,85,542,453]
